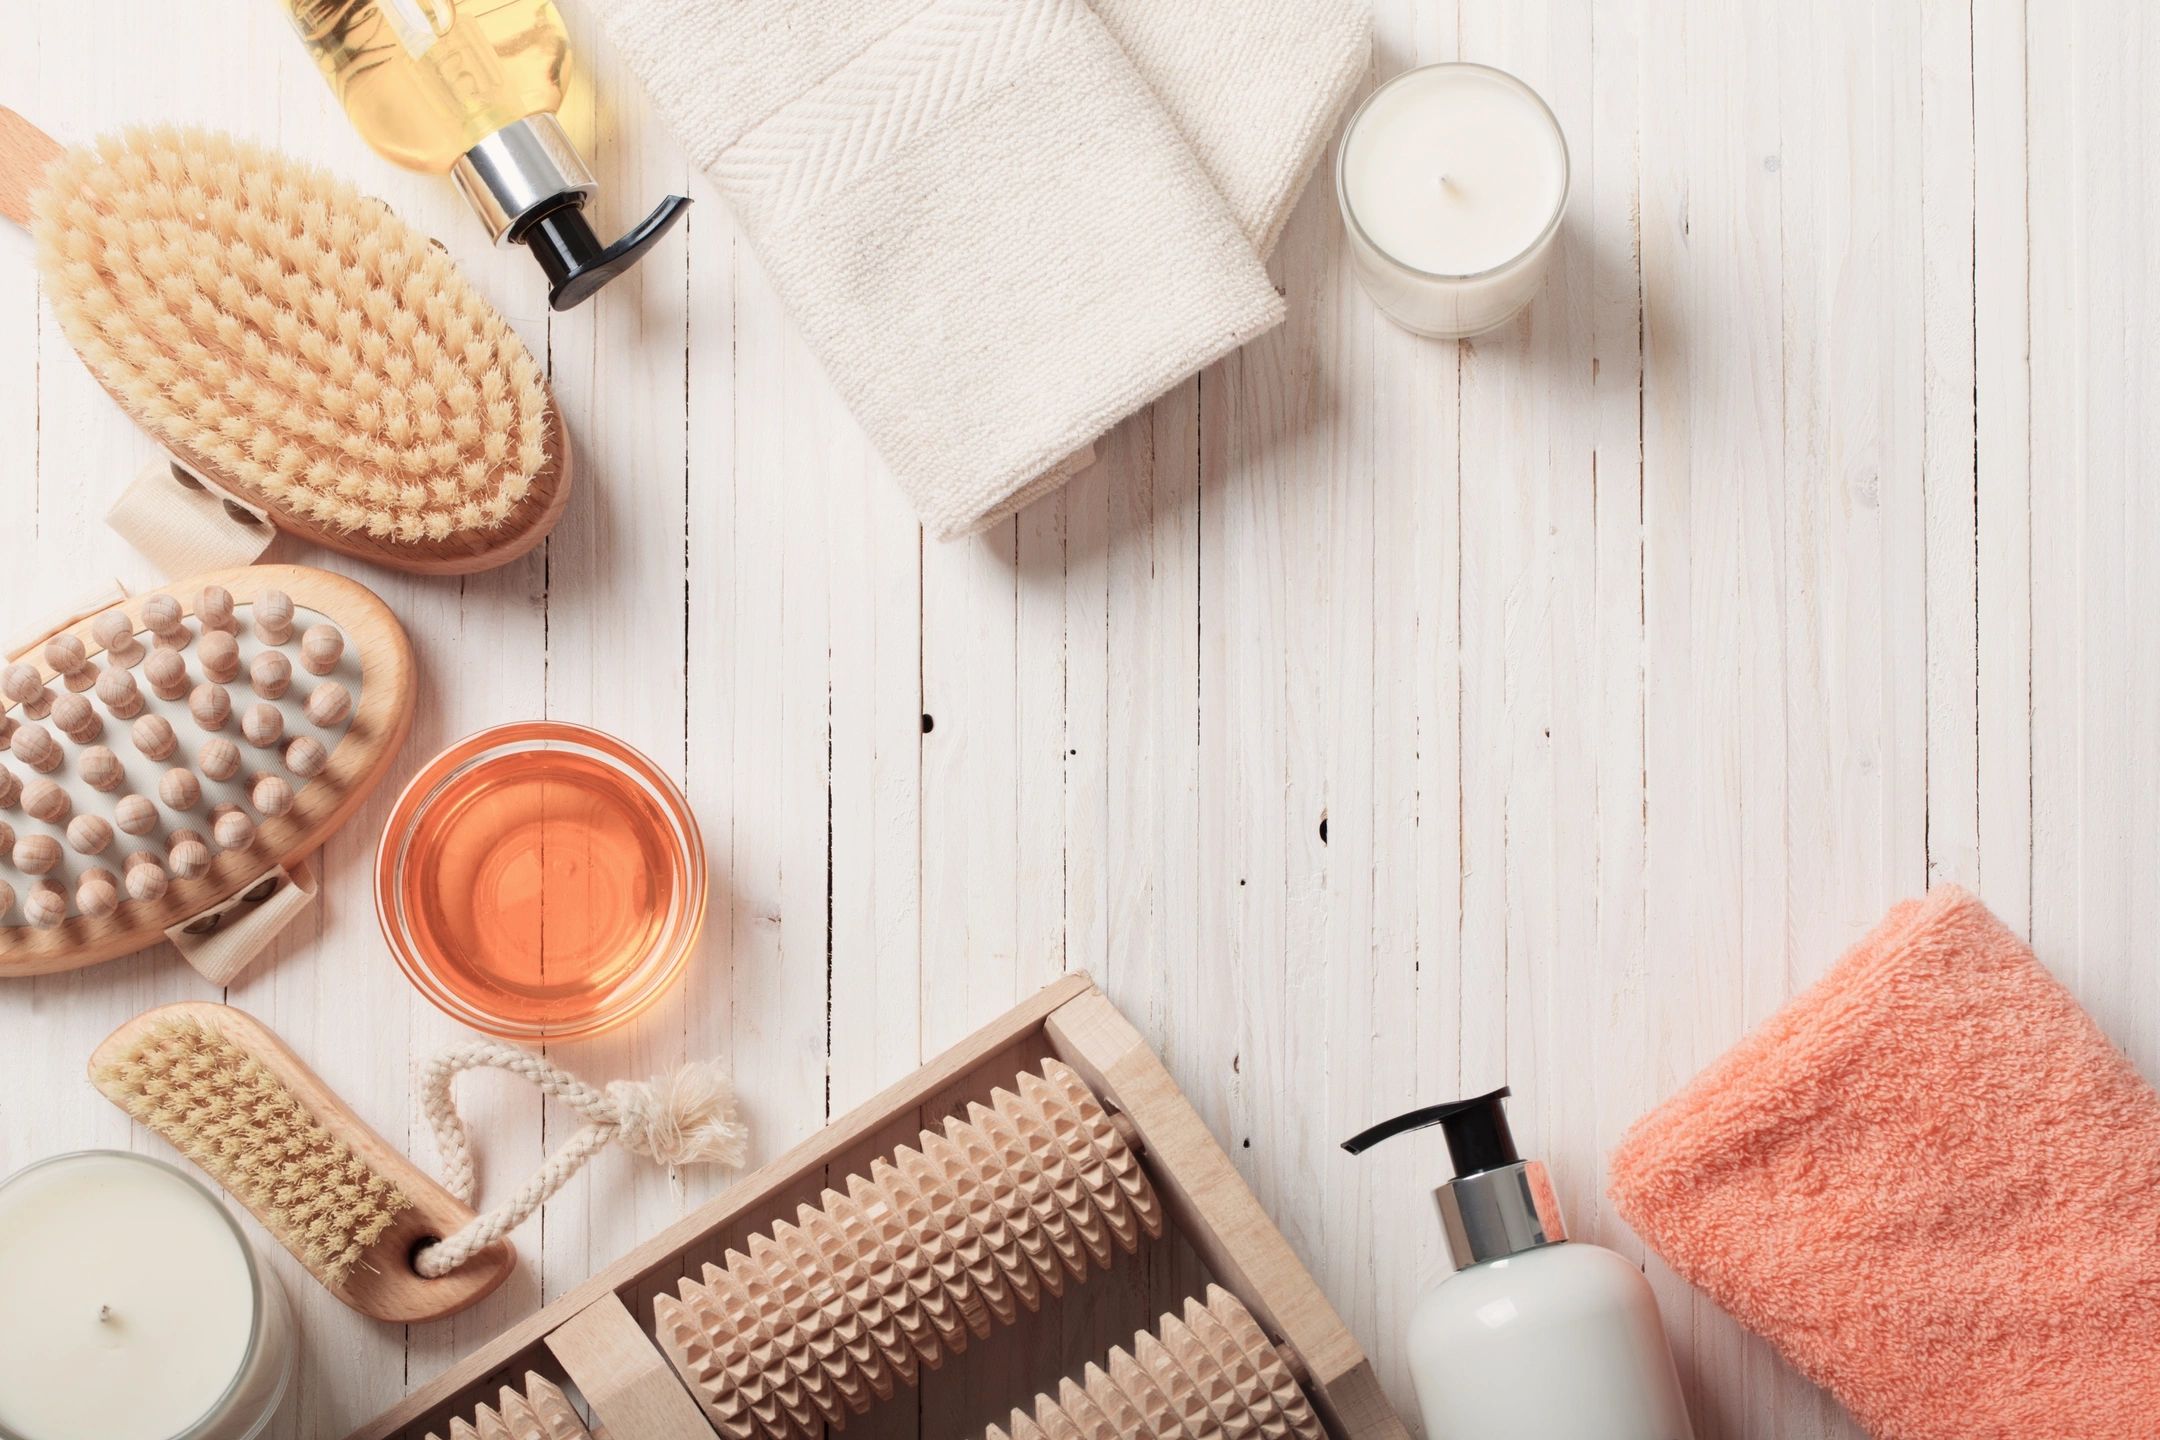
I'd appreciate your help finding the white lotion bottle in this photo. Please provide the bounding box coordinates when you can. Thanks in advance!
[1344,1088,1693,1440]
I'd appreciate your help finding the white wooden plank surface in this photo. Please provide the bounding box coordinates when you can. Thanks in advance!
[0,3,2152,1437]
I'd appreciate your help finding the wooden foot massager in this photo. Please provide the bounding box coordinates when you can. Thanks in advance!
[350,977,1411,1440]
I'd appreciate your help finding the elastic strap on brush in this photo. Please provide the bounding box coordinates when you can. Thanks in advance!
[413,1041,749,1277]
[107,459,275,578]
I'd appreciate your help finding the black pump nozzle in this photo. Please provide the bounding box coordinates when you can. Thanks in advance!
[447,116,691,309]
[517,193,693,311]
[1341,1085,1519,1177]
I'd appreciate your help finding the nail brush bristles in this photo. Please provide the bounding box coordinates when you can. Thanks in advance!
[30,127,549,544]
[92,1016,411,1285]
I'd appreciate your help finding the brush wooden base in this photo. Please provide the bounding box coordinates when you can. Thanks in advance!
[349,975,1407,1440]
[0,105,573,577]
[0,565,414,979]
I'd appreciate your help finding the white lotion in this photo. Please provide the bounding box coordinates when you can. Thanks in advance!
[0,1152,293,1440]
[1336,64,1569,338]
[1345,1088,1692,1440]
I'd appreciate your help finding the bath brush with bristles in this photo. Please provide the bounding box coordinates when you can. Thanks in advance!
[90,1002,515,1323]
[0,564,415,983]
[0,104,571,575]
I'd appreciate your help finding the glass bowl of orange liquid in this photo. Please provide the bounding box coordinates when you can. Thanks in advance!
[377,722,707,1042]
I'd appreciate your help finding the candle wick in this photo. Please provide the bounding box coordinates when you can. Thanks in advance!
[97,1305,113,1324]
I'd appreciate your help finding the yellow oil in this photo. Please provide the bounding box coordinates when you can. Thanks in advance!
[284,0,573,172]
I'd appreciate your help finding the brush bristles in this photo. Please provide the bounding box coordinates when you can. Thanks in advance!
[93,1017,411,1285]
[33,127,549,545]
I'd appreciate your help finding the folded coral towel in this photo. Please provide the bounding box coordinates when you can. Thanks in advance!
[1609,887,2160,1440]
[602,0,1289,539]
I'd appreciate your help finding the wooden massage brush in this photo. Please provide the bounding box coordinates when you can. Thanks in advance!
[0,105,571,576]
[0,565,414,981]
[91,1002,516,1324]
[348,978,1413,1440]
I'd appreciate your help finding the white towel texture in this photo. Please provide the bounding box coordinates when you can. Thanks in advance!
[604,0,1368,538]
[1094,0,1372,257]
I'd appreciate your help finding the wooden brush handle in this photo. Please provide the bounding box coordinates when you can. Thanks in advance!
[0,105,62,228]
[91,1002,517,1325]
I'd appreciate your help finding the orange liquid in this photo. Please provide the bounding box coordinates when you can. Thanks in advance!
[397,747,683,1030]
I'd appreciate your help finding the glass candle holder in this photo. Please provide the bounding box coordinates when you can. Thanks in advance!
[0,1152,295,1440]
[1337,63,1570,339]
[378,721,707,1042]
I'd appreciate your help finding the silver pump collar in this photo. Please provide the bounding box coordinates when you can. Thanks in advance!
[451,114,597,245]
[1436,1159,1568,1268]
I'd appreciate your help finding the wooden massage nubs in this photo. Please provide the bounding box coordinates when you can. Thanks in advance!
[425,1375,607,1440]
[654,1060,1163,1439]
[343,978,1410,1440]
[977,1286,1325,1440]
[1,565,415,982]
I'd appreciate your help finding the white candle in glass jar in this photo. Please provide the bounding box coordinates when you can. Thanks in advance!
[0,1153,294,1440]
[1337,63,1570,339]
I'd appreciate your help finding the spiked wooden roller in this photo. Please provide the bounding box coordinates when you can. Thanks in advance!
[978,1287,1326,1440]
[426,1375,608,1440]
[654,1059,1162,1438]
[349,977,1410,1440]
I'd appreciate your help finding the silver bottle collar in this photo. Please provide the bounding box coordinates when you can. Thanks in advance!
[451,114,597,245]
[1436,1159,1568,1268]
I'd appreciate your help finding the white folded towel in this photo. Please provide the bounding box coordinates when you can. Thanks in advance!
[1094,0,1371,257]
[604,0,1366,538]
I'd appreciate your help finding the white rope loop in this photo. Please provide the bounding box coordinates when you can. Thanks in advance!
[413,1040,748,1279]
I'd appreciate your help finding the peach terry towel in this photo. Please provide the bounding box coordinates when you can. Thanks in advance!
[1609,887,2160,1440]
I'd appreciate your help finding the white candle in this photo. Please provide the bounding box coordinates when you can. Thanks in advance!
[1337,63,1570,339]
[0,1153,294,1440]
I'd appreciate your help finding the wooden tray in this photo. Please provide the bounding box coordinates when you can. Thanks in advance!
[346,975,1409,1440]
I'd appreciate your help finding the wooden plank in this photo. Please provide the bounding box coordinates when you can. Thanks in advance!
[529,3,701,1394]
[917,494,1039,1435]
[1581,0,1650,1281]
[343,973,1092,1440]
[1921,0,1981,893]
[1972,0,2034,934]
[2027,0,2159,1080]
[1046,989,1410,1440]
[546,1294,714,1440]
[1343,16,1471,1415]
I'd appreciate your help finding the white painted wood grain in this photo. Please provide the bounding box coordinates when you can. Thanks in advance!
[1,2,2152,1436]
